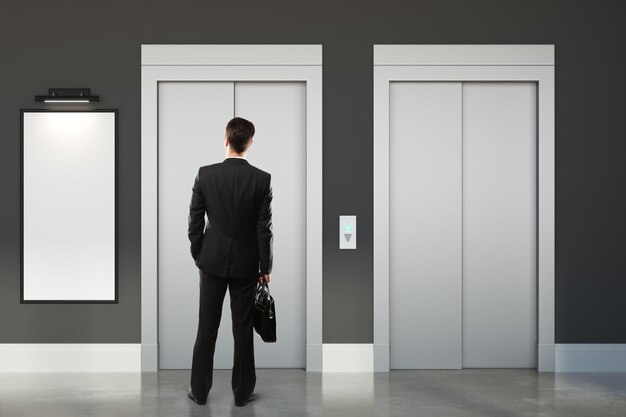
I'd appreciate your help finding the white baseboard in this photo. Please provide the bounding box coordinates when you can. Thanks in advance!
[322,344,373,372]
[367,343,625,372]
[0,344,141,372]
[4,342,621,373]
[555,344,626,372]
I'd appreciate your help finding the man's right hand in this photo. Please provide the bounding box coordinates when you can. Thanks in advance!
[258,273,271,284]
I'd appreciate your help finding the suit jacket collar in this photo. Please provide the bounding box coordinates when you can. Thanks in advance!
[223,157,250,165]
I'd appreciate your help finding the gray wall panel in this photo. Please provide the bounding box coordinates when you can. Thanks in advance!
[0,0,624,343]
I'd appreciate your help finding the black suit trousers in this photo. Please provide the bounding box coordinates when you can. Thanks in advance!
[190,269,257,403]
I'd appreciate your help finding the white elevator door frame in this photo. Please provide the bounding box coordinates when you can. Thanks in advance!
[158,81,306,369]
[389,81,537,369]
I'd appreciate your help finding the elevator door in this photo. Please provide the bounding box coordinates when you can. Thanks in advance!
[158,81,306,369]
[389,81,537,369]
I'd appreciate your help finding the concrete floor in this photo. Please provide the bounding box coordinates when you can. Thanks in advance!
[0,369,625,417]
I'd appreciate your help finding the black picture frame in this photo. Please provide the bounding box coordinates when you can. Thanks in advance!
[20,109,119,304]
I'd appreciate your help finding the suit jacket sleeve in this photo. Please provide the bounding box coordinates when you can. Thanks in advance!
[188,168,206,262]
[257,174,273,274]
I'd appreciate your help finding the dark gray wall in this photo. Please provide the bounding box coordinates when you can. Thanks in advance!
[1,0,624,344]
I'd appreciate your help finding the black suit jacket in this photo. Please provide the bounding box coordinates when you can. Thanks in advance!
[188,157,273,277]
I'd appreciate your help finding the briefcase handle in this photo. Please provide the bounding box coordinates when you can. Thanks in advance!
[255,281,274,319]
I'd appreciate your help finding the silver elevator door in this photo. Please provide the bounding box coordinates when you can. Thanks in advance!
[158,82,306,369]
[389,82,537,369]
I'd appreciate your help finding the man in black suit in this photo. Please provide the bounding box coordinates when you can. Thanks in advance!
[186,117,273,407]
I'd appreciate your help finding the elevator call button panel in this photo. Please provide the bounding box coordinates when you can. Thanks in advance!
[340,215,356,249]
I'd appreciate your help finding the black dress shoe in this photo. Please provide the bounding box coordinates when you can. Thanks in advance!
[187,386,206,405]
[235,392,256,407]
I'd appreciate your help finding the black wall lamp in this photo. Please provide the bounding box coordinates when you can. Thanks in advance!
[35,88,99,103]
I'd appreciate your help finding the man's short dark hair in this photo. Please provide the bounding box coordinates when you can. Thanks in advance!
[226,117,255,153]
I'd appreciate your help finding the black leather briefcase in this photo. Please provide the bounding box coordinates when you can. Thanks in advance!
[253,281,277,343]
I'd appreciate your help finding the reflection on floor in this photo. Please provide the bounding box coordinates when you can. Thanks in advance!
[1,369,625,417]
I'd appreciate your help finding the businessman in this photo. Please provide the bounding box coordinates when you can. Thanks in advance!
[187,117,273,407]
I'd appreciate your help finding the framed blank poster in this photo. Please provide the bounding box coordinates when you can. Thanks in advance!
[20,110,118,303]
